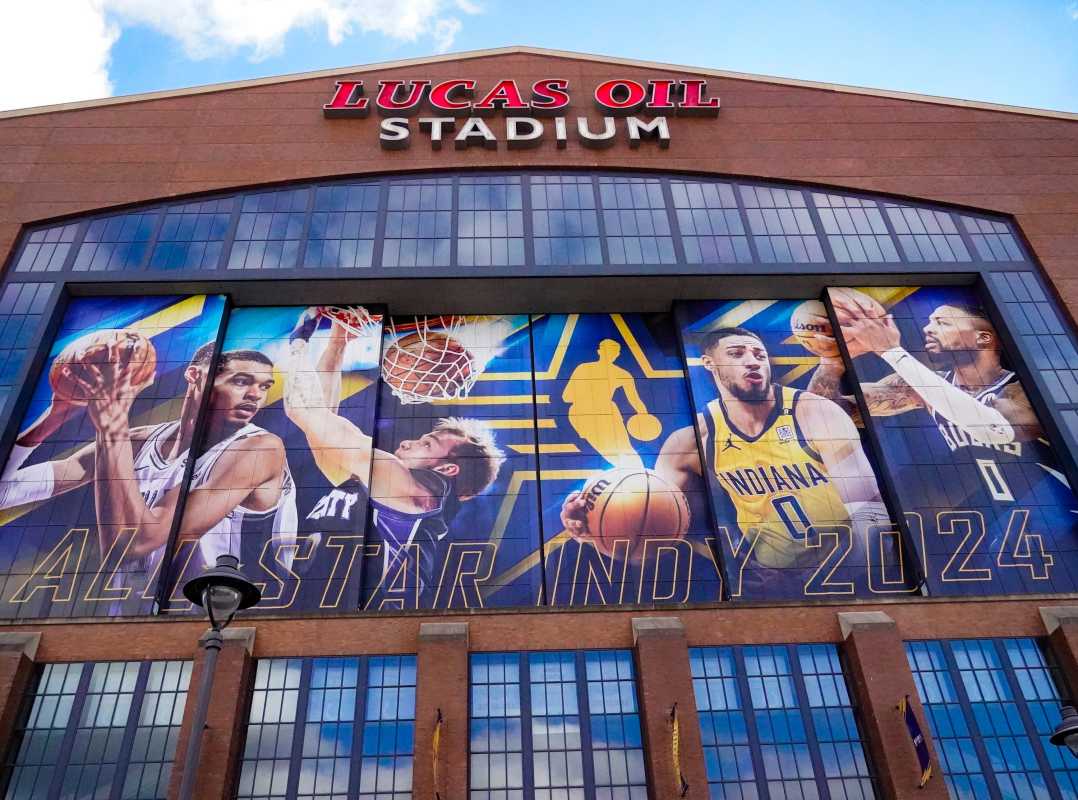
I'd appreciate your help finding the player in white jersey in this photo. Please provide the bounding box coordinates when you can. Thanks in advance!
[0,341,295,580]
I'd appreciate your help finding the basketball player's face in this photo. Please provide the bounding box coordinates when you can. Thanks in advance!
[705,335,772,402]
[923,305,992,355]
[394,431,462,475]
[210,360,275,426]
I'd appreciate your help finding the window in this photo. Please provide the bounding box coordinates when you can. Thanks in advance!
[669,179,750,264]
[811,193,899,263]
[469,650,646,800]
[306,183,381,269]
[73,211,159,271]
[458,175,525,267]
[598,176,675,264]
[0,282,50,416]
[236,655,417,800]
[907,638,1077,800]
[150,197,233,270]
[14,224,77,273]
[884,204,971,263]
[229,188,309,270]
[1,660,191,800]
[691,644,877,800]
[961,215,1025,262]
[383,177,452,267]
[740,186,825,263]
[531,175,602,266]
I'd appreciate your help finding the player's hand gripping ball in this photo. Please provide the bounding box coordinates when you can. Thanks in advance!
[564,468,690,561]
[790,300,839,358]
[827,288,890,358]
[626,413,662,442]
[49,329,157,405]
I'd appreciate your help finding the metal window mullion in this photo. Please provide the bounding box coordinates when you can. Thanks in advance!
[58,220,89,272]
[218,193,244,271]
[940,641,1005,800]
[951,210,984,265]
[108,660,152,800]
[522,174,536,269]
[283,658,314,800]
[520,652,536,800]
[731,647,770,800]
[731,181,762,265]
[449,174,459,268]
[787,645,833,800]
[294,184,317,270]
[349,657,371,797]
[660,176,687,264]
[990,639,1065,800]
[592,175,611,266]
[527,315,550,607]
[372,179,389,269]
[45,661,96,800]
[138,205,168,273]
[574,651,598,798]
[803,190,838,265]
[875,199,908,264]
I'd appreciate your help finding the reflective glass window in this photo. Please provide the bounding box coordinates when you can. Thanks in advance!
[906,638,1073,800]
[150,197,233,270]
[14,224,77,273]
[383,177,452,267]
[530,175,602,266]
[740,185,825,263]
[669,179,750,264]
[691,644,877,800]
[458,175,525,267]
[229,188,308,270]
[583,651,646,800]
[598,176,675,264]
[0,282,51,416]
[0,660,191,800]
[811,193,899,263]
[470,653,525,800]
[73,211,159,272]
[884,205,971,262]
[961,215,1025,262]
[236,655,416,800]
[306,183,380,269]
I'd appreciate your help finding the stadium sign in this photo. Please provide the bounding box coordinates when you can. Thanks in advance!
[322,78,720,150]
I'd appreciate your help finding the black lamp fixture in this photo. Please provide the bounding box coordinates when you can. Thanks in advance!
[177,554,261,800]
[1050,705,1078,758]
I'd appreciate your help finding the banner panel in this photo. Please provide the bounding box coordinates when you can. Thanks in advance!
[828,286,1078,595]
[533,313,721,606]
[164,304,385,614]
[0,295,227,618]
[676,298,913,600]
[361,315,541,610]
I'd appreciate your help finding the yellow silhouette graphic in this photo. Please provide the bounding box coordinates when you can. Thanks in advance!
[562,339,662,469]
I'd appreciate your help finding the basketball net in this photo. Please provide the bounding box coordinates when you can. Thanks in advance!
[319,305,383,338]
[382,315,479,404]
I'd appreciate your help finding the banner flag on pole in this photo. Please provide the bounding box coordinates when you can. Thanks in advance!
[898,695,932,787]
[670,703,689,797]
[433,708,444,800]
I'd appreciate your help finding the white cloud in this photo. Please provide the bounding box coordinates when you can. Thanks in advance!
[0,0,478,111]
[1069,2,1078,19]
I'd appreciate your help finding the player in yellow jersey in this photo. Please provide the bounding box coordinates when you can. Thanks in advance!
[561,326,891,592]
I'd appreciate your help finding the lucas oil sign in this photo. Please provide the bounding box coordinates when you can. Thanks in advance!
[322,78,720,150]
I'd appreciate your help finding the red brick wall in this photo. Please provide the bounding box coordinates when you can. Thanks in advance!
[1,51,1076,310]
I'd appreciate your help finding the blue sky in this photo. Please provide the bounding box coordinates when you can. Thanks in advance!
[3,1,1077,113]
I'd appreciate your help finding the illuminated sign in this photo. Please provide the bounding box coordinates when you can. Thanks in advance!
[322,78,720,150]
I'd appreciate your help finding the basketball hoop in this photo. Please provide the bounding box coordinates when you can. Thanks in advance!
[319,306,383,338]
[382,316,479,404]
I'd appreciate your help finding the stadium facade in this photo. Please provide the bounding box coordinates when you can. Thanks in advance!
[0,47,1076,800]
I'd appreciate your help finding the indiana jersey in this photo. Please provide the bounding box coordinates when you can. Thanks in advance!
[187,423,298,574]
[702,385,847,568]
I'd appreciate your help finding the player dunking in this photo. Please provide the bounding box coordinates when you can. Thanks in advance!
[284,307,506,601]
[562,326,891,590]
[0,337,296,587]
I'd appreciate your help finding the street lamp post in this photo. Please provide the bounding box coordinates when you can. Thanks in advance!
[177,554,262,800]
[1051,705,1078,759]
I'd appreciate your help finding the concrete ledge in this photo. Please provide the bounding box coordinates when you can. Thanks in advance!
[838,611,896,640]
[0,632,40,660]
[419,622,469,644]
[1040,606,1078,634]
[632,617,684,644]
[199,626,256,653]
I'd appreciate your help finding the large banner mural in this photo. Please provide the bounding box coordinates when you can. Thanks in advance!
[676,299,915,600]
[827,286,1078,595]
[165,305,385,614]
[362,315,542,611]
[534,313,722,606]
[0,295,227,618]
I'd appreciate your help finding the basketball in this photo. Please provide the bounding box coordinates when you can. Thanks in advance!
[574,468,690,560]
[626,413,662,441]
[790,300,839,358]
[49,329,157,405]
[382,330,476,403]
[828,287,887,326]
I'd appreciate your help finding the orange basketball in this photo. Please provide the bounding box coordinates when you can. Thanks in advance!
[575,468,690,561]
[49,329,157,405]
[790,300,839,358]
[382,331,475,402]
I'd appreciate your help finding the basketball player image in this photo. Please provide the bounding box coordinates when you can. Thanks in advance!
[0,334,296,585]
[562,339,660,470]
[561,326,890,590]
[808,289,1041,446]
[284,307,506,599]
